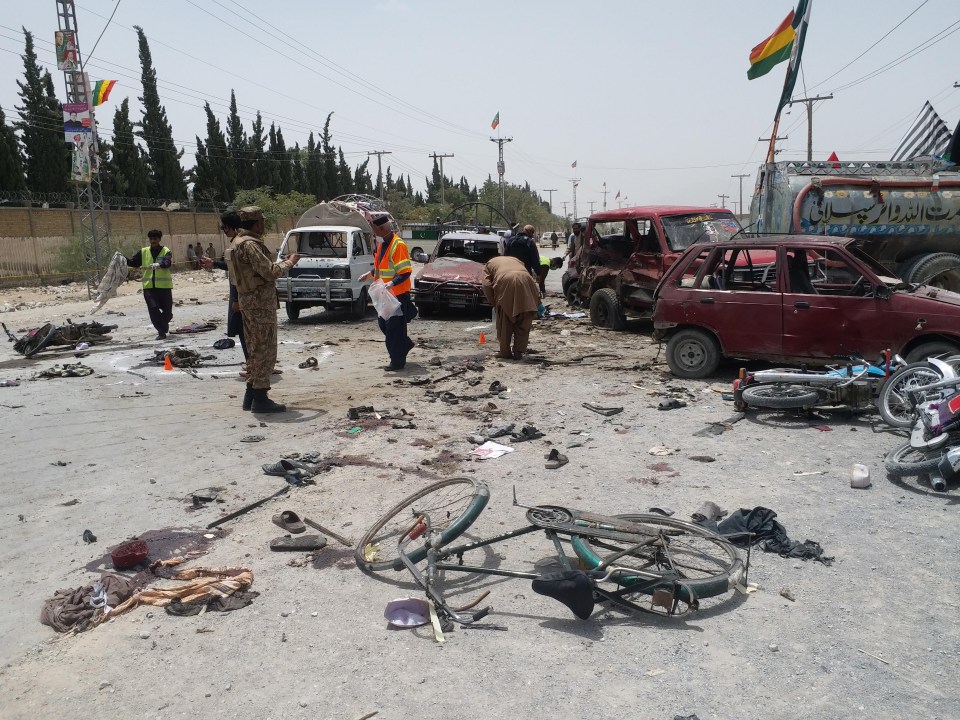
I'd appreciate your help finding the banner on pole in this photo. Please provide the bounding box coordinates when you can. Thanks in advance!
[55,30,79,71]
[63,102,91,143]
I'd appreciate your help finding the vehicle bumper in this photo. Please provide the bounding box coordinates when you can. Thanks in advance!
[414,289,490,311]
[276,279,357,305]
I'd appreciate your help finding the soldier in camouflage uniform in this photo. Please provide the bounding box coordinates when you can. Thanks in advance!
[228,206,300,413]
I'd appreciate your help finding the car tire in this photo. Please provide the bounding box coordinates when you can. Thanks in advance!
[589,288,626,330]
[561,273,579,305]
[666,328,721,379]
[897,252,960,293]
[350,288,368,319]
[904,341,960,363]
[285,303,301,322]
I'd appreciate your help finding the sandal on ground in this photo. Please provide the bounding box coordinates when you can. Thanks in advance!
[544,448,569,470]
[298,357,318,369]
[269,534,327,551]
[272,510,307,534]
[262,459,313,478]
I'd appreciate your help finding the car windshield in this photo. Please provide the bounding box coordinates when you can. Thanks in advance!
[847,244,902,285]
[288,231,349,258]
[435,237,501,263]
[661,213,742,252]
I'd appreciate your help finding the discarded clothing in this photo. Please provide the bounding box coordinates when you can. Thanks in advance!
[109,567,254,620]
[40,573,136,633]
[36,363,94,379]
[150,348,215,368]
[90,252,128,314]
[171,322,217,334]
[697,507,834,566]
[165,589,259,616]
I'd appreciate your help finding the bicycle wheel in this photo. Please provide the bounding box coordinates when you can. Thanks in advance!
[884,442,943,477]
[878,363,945,428]
[355,478,489,573]
[741,383,820,409]
[570,514,743,606]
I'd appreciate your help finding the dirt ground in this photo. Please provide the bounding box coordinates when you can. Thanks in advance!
[0,258,958,720]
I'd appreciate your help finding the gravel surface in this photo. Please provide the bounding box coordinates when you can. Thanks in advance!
[0,261,957,720]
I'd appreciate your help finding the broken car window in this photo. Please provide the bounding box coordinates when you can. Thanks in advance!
[661,213,742,252]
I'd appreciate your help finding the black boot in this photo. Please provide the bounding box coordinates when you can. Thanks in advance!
[251,388,286,413]
[242,383,253,411]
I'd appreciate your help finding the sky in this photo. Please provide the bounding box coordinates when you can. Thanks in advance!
[1,0,958,218]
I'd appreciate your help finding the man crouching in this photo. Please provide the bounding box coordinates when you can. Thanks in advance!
[481,255,540,360]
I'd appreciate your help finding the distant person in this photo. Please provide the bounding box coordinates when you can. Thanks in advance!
[504,224,539,276]
[186,243,198,269]
[482,255,540,360]
[206,242,217,260]
[536,255,550,296]
[127,229,173,340]
[550,231,558,250]
[565,222,584,259]
[193,242,205,269]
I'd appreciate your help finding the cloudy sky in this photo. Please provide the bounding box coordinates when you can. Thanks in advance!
[1,0,958,216]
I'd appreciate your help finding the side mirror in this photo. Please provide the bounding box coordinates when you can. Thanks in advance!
[875,284,892,300]
[412,251,429,263]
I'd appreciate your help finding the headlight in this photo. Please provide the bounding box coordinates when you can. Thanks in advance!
[332,268,346,279]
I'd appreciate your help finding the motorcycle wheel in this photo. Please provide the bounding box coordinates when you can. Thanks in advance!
[22,323,58,358]
[884,442,944,477]
[740,383,821,409]
[877,362,945,429]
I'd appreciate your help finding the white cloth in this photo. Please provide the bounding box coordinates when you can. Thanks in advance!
[90,252,128,314]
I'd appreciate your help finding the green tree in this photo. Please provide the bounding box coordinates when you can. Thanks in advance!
[320,112,339,198]
[134,25,185,198]
[291,142,306,194]
[104,98,150,198]
[192,102,234,203]
[305,131,324,199]
[248,111,267,188]
[225,90,248,189]
[353,158,372,195]
[15,29,68,193]
[0,105,25,191]
[232,187,316,230]
[337,147,353,195]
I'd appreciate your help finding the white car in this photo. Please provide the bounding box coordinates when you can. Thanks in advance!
[538,231,561,248]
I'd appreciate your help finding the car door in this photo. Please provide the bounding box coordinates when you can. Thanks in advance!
[670,246,784,358]
[780,246,882,359]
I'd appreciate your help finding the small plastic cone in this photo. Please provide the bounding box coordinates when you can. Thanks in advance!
[163,355,173,371]
[479,332,486,345]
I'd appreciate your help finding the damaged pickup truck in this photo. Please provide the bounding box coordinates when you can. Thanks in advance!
[566,206,741,329]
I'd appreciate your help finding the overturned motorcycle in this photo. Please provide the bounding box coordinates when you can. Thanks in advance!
[2,320,117,358]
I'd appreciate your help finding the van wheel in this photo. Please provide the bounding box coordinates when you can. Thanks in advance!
[898,253,960,293]
[350,288,368,319]
[285,303,301,322]
[666,329,721,379]
[589,288,626,330]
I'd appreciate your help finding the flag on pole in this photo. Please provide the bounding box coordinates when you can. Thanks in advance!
[571,160,577,168]
[615,190,620,200]
[747,7,798,80]
[574,181,579,187]
[491,112,500,130]
[92,79,117,106]
[892,101,953,161]
[776,0,812,112]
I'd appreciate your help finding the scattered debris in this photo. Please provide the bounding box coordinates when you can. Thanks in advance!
[82,529,97,544]
[544,449,569,469]
[240,435,265,443]
[688,455,716,463]
[582,402,623,416]
[647,445,678,456]
[469,441,514,459]
[850,464,871,488]
[780,588,796,602]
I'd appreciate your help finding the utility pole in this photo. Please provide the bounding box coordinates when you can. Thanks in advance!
[489,137,513,211]
[758,135,789,158]
[428,152,454,205]
[717,194,729,209]
[618,196,628,209]
[731,173,750,217]
[787,94,833,161]
[561,201,568,220]
[731,200,740,216]
[588,201,596,214]
[367,150,392,202]
[541,188,558,214]
[601,182,608,210]
[55,0,108,298]
[570,178,580,221]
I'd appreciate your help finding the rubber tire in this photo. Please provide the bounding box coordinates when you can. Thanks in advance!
[898,252,960,293]
[570,514,743,604]
[561,273,579,305]
[355,478,490,573]
[350,287,368,319]
[884,442,943,477]
[904,341,960,363]
[22,323,58,358]
[740,384,821,409]
[877,362,945,428]
[666,328,721,379]
[589,288,626,330]
[285,303,301,322]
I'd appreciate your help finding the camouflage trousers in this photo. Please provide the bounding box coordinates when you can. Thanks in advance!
[241,307,277,389]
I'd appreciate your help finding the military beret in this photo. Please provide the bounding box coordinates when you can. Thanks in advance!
[239,205,264,221]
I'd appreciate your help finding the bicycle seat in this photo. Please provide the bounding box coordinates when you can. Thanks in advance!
[531,570,595,620]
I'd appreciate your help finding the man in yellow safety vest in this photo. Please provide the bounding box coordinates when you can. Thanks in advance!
[126,228,174,339]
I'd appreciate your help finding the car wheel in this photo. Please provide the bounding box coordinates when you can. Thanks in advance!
[350,288,368,319]
[666,328,721,379]
[285,303,301,322]
[904,341,960,363]
[589,288,626,330]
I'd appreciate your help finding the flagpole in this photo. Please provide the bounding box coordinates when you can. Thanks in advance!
[765,66,793,164]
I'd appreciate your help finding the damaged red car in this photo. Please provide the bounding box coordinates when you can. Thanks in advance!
[413,231,501,315]
[652,236,960,378]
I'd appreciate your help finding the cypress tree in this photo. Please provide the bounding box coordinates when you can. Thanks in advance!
[15,29,68,193]
[248,111,266,188]
[305,132,324,199]
[291,142,306,194]
[225,90,248,189]
[0,105,25,191]
[337,147,353,194]
[320,112,338,198]
[106,97,150,198]
[353,158,372,195]
[405,174,413,198]
[134,26,185,198]
[276,127,292,194]
[192,102,234,202]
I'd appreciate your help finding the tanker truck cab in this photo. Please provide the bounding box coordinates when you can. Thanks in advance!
[276,225,374,321]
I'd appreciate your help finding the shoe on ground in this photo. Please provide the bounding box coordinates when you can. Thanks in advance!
[544,448,569,470]
[384,364,405,372]
[250,388,286,413]
[155,333,167,340]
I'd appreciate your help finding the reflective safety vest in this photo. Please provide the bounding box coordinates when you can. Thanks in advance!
[373,234,412,296]
[141,246,172,289]
[540,255,550,267]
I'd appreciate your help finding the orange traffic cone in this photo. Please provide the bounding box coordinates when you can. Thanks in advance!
[478,331,486,345]
[163,354,173,371]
